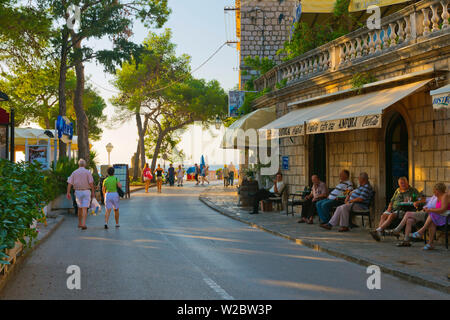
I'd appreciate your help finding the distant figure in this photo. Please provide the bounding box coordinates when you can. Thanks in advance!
[154,164,164,193]
[223,164,230,187]
[143,163,152,193]
[168,163,175,186]
[66,159,95,230]
[201,165,210,185]
[194,163,200,186]
[177,165,184,187]
[102,166,122,229]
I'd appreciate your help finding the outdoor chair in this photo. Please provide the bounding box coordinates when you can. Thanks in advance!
[349,191,375,228]
[266,184,287,212]
[424,210,449,249]
[286,187,311,216]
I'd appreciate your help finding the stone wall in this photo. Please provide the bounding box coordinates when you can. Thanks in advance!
[240,0,296,86]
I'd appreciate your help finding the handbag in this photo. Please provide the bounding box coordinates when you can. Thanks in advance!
[116,177,125,198]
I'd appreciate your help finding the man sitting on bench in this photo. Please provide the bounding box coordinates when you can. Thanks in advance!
[251,172,284,214]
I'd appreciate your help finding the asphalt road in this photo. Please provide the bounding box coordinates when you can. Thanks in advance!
[0,181,447,300]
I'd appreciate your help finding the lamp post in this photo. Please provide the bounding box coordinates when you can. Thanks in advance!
[106,143,114,166]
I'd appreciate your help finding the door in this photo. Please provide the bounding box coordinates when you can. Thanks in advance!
[385,114,408,204]
[309,133,326,184]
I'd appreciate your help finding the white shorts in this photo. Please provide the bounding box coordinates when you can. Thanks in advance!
[75,190,91,208]
[105,192,120,210]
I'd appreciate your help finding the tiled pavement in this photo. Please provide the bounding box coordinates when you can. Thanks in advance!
[200,185,450,294]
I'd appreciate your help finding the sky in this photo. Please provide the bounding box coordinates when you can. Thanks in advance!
[87,0,241,167]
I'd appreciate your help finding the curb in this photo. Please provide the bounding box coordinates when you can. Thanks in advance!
[199,193,450,295]
[0,215,65,294]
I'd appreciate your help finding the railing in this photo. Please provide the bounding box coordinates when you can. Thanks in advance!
[254,0,449,92]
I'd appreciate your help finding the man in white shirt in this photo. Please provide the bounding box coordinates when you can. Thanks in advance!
[315,170,353,224]
[252,172,285,214]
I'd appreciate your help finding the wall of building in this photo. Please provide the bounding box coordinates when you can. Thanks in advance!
[239,0,296,86]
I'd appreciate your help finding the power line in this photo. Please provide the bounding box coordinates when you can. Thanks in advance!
[91,42,228,96]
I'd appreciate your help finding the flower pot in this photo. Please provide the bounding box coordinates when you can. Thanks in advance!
[51,194,73,210]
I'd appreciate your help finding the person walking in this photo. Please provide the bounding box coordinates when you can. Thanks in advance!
[176,165,184,187]
[228,162,237,186]
[102,167,122,229]
[154,164,164,193]
[223,164,230,187]
[204,165,210,185]
[143,163,153,193]
[66,159,95,230]
[168,163,175,187]
[194,163,200,186]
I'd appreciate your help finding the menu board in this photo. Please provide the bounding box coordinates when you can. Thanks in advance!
[113,164,130,198]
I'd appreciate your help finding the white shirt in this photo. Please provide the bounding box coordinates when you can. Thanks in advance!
[270,181,284,194]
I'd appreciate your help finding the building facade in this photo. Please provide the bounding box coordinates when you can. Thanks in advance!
[238,0,297,87]
[250,0,450,225]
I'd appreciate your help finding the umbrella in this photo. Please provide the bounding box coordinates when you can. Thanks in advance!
[186,166,196,174]
[200,155,205,169]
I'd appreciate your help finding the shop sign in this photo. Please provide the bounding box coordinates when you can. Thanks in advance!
[56,115,74,143]
[432,93,449,110]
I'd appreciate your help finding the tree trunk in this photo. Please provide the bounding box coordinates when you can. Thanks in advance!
[58,29,69,159]
[133,143,140,181]
[150,131,165,172]
[72,38,90,163]
[140,115,149,171]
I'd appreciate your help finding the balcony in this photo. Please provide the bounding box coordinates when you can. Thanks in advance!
[254,0,450,92]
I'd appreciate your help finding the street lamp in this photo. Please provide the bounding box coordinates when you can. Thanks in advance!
[106,143,114,165]
[215,116,222,130]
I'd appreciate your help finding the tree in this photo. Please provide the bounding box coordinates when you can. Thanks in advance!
[144,125,185,164]
[146,78,227,171]
[38,0,171,161]
[0,1,52,68]
[111,29,190,178]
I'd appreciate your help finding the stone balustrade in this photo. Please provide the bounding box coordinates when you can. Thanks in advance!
[254,0,449,92]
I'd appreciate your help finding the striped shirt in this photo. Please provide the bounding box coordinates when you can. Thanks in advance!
[350,183,373,208]
[328,180,353,200]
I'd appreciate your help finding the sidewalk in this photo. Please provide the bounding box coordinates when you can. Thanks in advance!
[0,215,65,292]
[200,185,450,294]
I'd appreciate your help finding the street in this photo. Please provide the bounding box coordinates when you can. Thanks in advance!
[0,182,446,300]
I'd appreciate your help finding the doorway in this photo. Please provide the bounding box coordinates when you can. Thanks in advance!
[385,113,409,204]
[309,133,326,184]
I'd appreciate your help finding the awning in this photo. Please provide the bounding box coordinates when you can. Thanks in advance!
[301,0,411,12]
[261,80,431,139]
[298,0,412,27]
[430,84,450,110]
[221,106,276,149]
[14,127,81,152]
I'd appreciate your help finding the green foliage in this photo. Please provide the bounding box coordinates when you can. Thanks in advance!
[351,72,378,92]
[277,0,360,61]
[243,56,276,75]
[276,78,288,89]
[239,88,271,116]
[0,159,47,262]
[46,157,79,197]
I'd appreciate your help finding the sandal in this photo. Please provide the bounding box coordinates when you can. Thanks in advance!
[410,231,422,240]
[423,244,434,250]
[396,241,411,247]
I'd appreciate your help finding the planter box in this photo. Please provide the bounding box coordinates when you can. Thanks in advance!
[1,241,23,275]
[51,194,73,210]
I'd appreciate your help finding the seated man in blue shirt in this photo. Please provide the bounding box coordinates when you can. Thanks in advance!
[320,172,373,232]
[316,170,353,224]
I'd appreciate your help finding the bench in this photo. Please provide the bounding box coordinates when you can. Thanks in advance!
[286,187,311,216]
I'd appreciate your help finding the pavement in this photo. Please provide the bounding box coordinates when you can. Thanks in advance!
[199,185,450,294]
[0,215,65,292]
[0,181,447,299]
